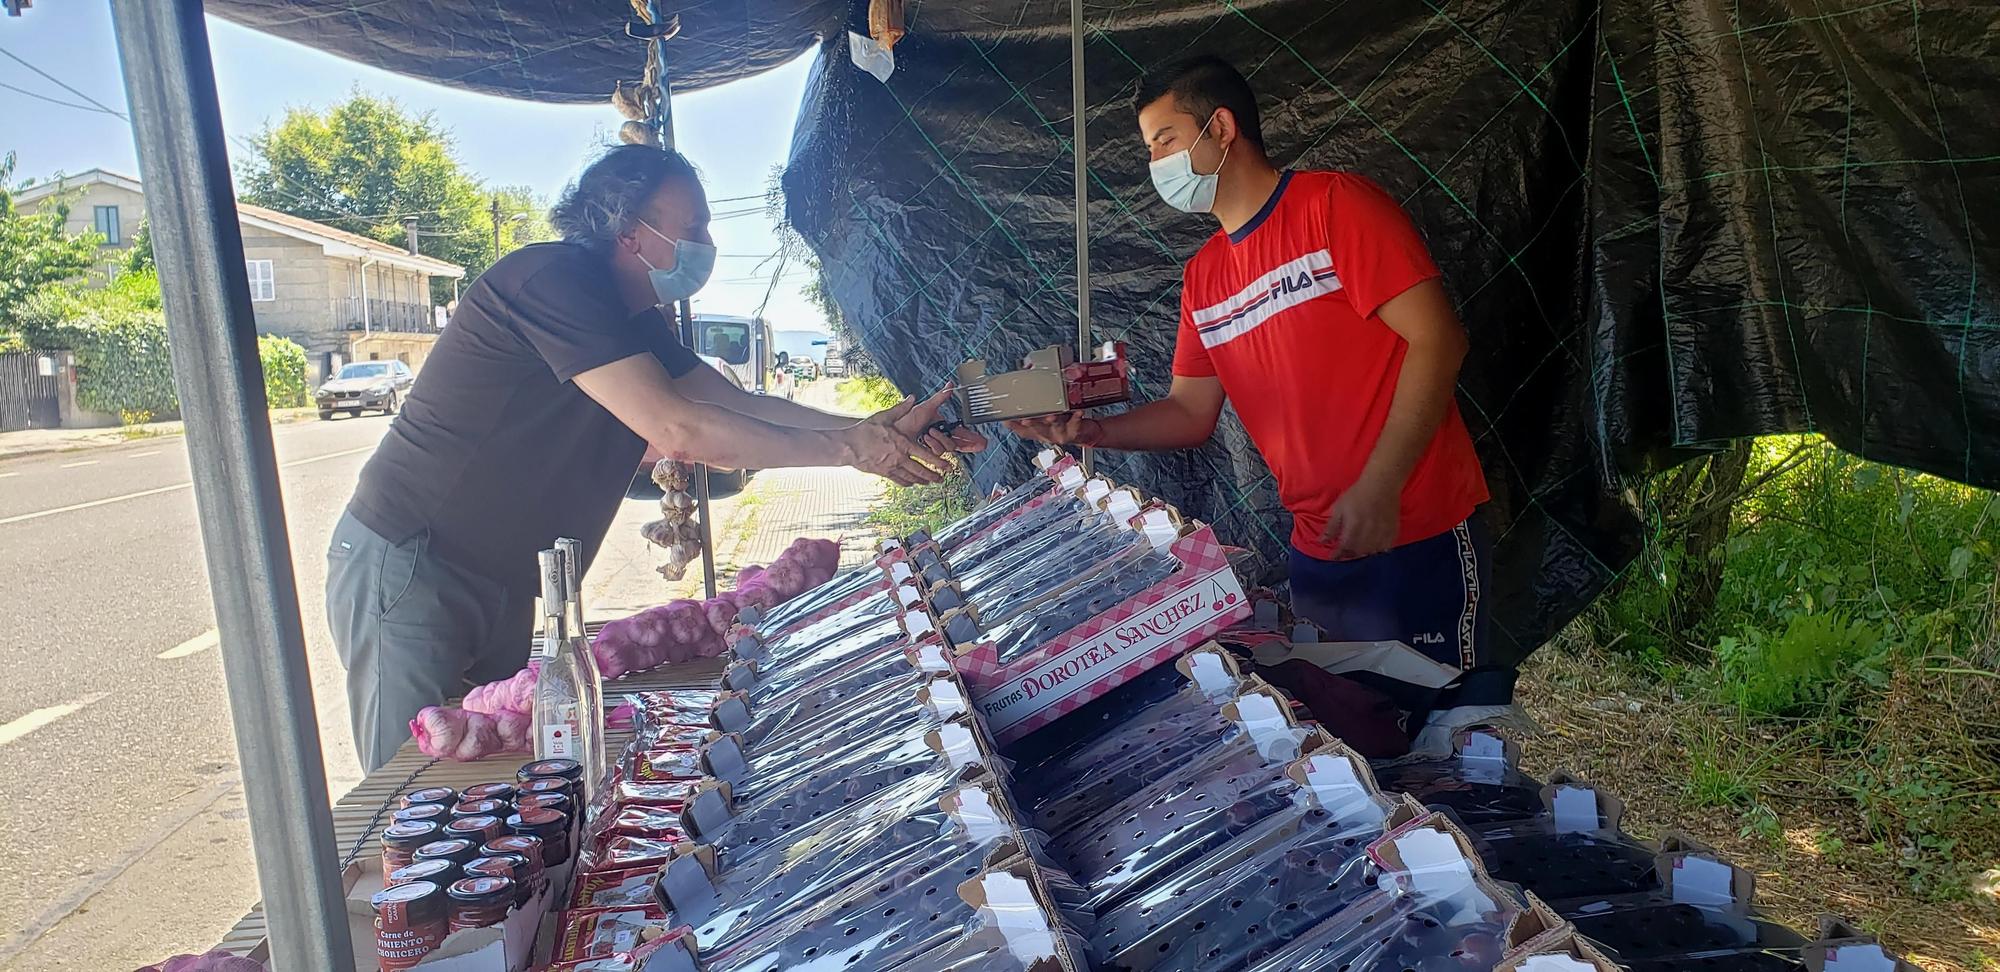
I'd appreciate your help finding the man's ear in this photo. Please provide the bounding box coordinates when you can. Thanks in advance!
[1211,107,1241,149]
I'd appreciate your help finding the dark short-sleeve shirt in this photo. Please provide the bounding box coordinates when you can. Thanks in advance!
[346,242,700,595]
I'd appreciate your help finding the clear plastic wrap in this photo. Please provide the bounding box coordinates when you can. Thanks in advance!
[723,687,971,806]
[1025,696,1235,836]
[976,552,1181,665]
[1465,780,1660,902]
[1556,892,1808,961]
[742,584,907,667]
[676,777,1026,953]
[699,848,1087,972]
[943,493,1091,569]
[1236,818,1529,972]
[959,531,1170,631]
[1051,702,1317,912]
[736,617,924,712]
[1368,732,1547,826]
[735,656,953,758]
[742,562,886,636]
[1092,749,1399,971]
[702,719,988,865]
[929,475,1060,553]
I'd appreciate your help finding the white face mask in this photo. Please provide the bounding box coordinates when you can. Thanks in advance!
[1148,112,1231,214]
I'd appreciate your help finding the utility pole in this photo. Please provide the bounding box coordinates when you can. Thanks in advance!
[402,216,420,256]
[490,194,502,263]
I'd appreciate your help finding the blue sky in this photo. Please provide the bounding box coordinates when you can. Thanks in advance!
[0,4,827,333]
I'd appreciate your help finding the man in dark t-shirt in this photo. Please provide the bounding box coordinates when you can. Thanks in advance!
[328,145,981,769]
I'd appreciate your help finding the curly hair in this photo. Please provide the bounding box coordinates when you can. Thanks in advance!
[549,144,701,252]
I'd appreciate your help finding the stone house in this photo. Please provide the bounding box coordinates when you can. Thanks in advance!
[15,168,465,384]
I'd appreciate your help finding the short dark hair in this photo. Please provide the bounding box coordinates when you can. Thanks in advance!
[1134,56,1265,151]
[549,144,701,252]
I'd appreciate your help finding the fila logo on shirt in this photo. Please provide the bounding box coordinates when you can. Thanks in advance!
[1193,250,1343,349]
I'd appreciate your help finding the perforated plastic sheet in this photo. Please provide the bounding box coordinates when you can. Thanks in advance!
[213,0,2000,664]
[781,0,2000,665]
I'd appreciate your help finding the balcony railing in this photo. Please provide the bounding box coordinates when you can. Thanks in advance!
[339,297,437,334]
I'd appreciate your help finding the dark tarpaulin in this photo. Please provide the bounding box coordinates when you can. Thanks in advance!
[782,0,2000,664]
[211,0,1999,663]
[204,0,842,101]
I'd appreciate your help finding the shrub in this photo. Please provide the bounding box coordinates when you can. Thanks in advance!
[835,375,902,415]
[72,309,180,419]
[258,334,309,408]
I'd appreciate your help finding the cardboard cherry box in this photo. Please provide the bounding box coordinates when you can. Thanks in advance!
[938,501,1251,744]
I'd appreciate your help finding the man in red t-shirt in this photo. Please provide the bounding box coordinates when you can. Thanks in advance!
[1011,57,1505,713]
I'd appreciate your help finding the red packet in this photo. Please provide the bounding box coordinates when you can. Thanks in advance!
[612,780,698,807]
[569,865,663,910]
[583,834,684,872]
[550,906,673,964]
[628,746,704,783]
[602,804,684,839]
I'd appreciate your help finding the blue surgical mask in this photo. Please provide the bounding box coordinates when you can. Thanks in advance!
[635,220,716,304]
[1148,112,1231,214]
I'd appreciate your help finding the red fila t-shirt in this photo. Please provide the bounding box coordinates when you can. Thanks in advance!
[1172,170,1489,558]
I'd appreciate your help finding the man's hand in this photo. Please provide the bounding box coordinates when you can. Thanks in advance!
[890,387,988,456]
[1004,411,1105,447]
[844,397,955,485]
[1322,474,1401,560]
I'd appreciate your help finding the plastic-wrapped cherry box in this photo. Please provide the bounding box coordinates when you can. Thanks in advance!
[531,462,1920,972]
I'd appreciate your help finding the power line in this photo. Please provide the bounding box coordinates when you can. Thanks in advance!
[0,45,126,119]
[0,80,120,117]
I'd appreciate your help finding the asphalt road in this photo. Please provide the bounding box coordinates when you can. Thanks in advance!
[0,414,391,970]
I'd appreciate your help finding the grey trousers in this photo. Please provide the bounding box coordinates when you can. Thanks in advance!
[326,511,533,772]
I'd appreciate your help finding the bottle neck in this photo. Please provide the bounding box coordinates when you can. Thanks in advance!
[539,609,565,657]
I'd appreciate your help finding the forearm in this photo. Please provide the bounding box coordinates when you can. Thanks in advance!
[717,392,859,431]
[1095,398,1218,451]
[1357,338,1463,489]
[649,400,853,470]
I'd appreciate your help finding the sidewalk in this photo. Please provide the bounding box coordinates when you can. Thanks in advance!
[585,379,889,616]
[0,408,321,462]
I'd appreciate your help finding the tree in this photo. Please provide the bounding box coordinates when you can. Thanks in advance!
[236,91,551,302]
[0,152,106,332]
[764,166,879,377]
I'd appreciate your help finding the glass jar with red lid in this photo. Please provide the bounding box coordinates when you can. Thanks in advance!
[506,809,570,867]
[413,837,479,868]
[445,876,515,931]
[516,775,578,804]
[398,786,457,810]
[464,854,532,907]
[513,791,571,815]
[392,803,450,826]
[380,820,442,875]
[371,879,447,970]
[443,814,505,846]
[387,858,459,889]
[461,782,517,803]
[517,758,582,785]
[481,836,545,891]
[451,799,510,820]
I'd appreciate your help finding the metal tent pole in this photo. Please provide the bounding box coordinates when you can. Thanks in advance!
[645,0,718,600]
[1071,0,1095,476]
[106,2,355,969]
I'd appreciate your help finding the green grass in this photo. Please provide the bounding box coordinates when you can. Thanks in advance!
[1584,434,2000,900]
[835,375,903,415]
[867,475,979,542]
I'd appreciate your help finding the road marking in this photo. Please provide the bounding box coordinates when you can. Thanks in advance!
[59,459,99,468]
[130,450,161,458]
[157,629,219,659]
[0,693,110,748]
[0,444,375,526]
[0,472,17,479]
